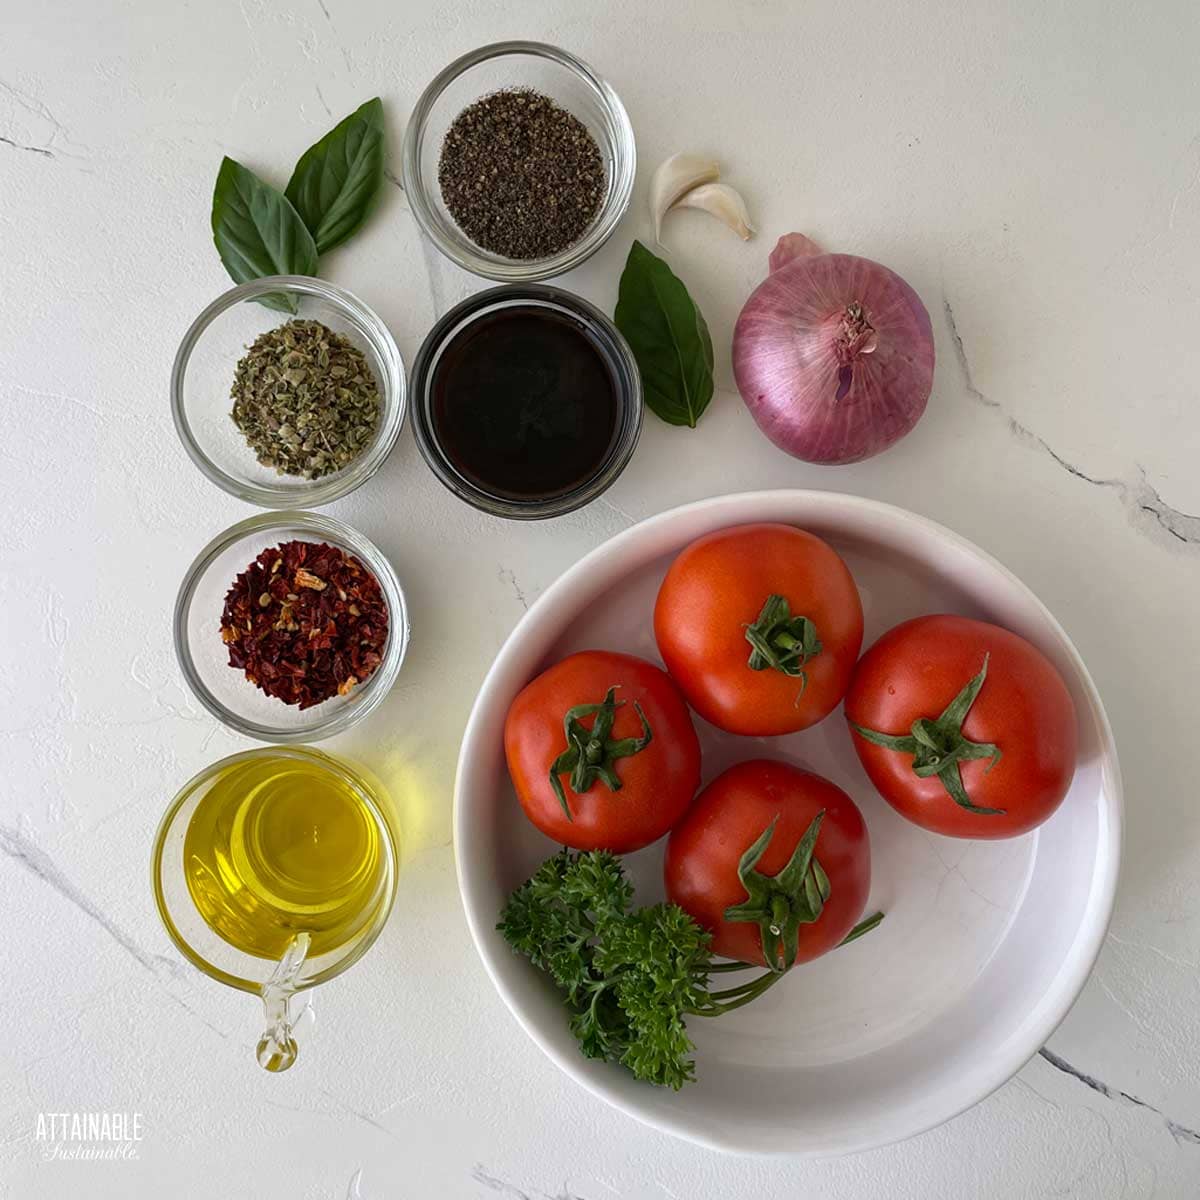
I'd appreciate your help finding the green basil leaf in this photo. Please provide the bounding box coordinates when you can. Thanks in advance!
[211,157,318,312]
[285,97,385,255]
[614,239,715,428]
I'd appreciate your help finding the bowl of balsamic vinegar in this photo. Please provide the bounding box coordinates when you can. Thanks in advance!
[411,286,643,519]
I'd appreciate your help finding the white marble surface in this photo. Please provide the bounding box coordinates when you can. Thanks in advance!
[2,0,1199,1195]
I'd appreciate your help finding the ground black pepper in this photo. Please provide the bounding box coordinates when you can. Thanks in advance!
[437,88,606,260]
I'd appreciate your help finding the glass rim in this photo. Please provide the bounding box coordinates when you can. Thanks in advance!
[151,745,399,995]
[173,510,409,742]
[170,275,407,509]
[400,40,637,282]
[409,284,643,520]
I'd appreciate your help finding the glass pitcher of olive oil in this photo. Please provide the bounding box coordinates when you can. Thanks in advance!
[153,747,399,1071]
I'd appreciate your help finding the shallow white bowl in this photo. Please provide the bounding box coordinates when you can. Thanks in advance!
[454,491,1121,1156]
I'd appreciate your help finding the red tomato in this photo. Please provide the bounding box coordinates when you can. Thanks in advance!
[505,650,702,853]
[654,524,863,736]
[664,760,871,968]
[845,614,1077,839]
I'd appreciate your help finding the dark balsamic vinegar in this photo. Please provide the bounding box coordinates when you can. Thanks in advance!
[430,306,620,501]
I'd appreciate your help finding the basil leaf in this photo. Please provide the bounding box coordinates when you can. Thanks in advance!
[285,97,385,255]
[211,157,318,312]
[614,240,715,428]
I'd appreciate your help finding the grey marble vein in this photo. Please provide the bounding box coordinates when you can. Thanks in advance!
[595,496,639,529]
[943,299,998,408]
[0,134,54,157]
[944,297,1200,550]
[0,76,82,159]
[498,566,530,611]
[0,824,181,979]
[1134,473,1200,544]
[473,1165,534,1199]
[310,0,353,75]
[316,1087,400,1141]
[472,1165,590,1200]
[1039,1047,1200,1145]
[0,824,228,1040]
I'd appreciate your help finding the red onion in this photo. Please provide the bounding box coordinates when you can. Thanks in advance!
[733,234,934,464]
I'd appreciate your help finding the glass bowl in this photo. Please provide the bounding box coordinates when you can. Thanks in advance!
[410,284,643,519]
[401,41,636,282]
[174,511,409,742]
[172,276,406,508]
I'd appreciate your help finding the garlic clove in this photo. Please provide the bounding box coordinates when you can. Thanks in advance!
[651,153,720,244]
[674,182,756,241]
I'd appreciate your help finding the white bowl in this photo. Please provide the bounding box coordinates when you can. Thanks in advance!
[454,491,1121,1156]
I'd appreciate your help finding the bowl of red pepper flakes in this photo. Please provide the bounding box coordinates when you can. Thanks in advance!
[220,538,388,709]
[175,512,409,742]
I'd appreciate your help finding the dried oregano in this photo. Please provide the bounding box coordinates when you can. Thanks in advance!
[230,319,380,478]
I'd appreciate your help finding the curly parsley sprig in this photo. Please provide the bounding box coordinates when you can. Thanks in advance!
[498,849,882,1089]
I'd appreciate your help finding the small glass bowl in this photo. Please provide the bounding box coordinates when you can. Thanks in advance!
[410,284,643,520]
[401,41,636,282]
[172,276,406,508]
[175,511,409,742]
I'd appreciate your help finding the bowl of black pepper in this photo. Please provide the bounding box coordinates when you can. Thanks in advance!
[172,276,406,508]
[402,41,636,282]
[174,511,409,742]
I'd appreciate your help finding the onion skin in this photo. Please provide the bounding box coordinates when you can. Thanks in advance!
[733,245,934,464]
[768,232,823,271]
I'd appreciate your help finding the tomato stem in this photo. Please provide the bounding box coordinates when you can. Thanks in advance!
[838,911,885,946]
[850,655,1005,815]
[721,811,830,972]
[693,912,886,1016]
[689,969,783,1016]
[708,976,775,1001]
[547,687,653,821]
[744,594,822,685]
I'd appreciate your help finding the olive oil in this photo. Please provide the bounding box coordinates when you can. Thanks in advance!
[183,753,388,961]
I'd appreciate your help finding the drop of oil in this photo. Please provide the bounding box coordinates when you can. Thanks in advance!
[256,1031,298,1072]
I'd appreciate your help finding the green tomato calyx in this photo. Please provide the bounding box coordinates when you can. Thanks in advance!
[722,811,831,973]
[744,594,822,691]
[548,687,653,821]
[851,655,1005,815]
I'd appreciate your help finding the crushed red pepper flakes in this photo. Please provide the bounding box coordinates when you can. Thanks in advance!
[219,539,388,710]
